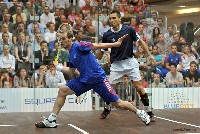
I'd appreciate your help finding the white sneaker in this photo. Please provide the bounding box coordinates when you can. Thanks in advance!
[35,117,57,128]
[137,110,151,125]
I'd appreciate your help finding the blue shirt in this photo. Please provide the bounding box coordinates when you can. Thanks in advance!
[69,42,106,84]
[165,52,182,65]
[102,25,139,63]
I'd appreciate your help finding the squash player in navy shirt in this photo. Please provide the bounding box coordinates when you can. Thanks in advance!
[97,10,156,122]
[35,32,151,128]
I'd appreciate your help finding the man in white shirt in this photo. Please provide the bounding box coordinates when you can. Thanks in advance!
[40,6,55,28]
[44,22,57,43]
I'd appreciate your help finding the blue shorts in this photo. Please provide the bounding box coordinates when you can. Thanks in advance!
[66,78,119,102]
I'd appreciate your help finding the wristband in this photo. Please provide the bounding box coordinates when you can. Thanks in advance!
[56,64,63,72]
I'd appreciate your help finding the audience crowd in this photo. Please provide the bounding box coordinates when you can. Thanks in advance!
[0,0,199,88]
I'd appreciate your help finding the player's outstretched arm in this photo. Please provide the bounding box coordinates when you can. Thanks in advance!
[91,34,128,50]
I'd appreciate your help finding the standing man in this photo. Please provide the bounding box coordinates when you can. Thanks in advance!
[97,10,155,122]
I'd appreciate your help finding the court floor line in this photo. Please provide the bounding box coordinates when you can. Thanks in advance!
[155,116,200,128]
[68,124,89,134]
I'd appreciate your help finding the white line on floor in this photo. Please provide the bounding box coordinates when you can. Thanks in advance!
[0,125,18,127]
[68,124,89,134]
[155,116,200,128]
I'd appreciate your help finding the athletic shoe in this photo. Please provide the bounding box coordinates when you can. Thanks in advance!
[35,117,57,128]
[100,108,111,119]
[147,111,156,122]
[137,110,150,125]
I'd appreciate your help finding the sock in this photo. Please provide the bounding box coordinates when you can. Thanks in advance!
[136,109,141,115]
[48,113,57,121]
[105,102,110,109]
[140,93,151,111]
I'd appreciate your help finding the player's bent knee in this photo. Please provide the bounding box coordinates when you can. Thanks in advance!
[58,85,74,97]
[112,100,126,109]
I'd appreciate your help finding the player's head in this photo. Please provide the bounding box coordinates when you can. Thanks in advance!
[61,31,74,48]
[109,10,121,28]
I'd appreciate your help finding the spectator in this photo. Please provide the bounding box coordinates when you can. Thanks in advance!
[0,23,13,43]
[44,22,57,44]
[156,33,171,56]
[181,45,197,72]
[0,69,12,88]
[14,67,31,88]
[165,63,184,88]
[0,32,14,55]
[165,43,183,72]
[164,25,174,44]
[13,22,29,45]
[140,71,149,88]
[50,41,68,67]
[40,6,55,29]
[12,5,27,25]
[151,27,160,46]
[151,73,166,88]
[151,45,168,77]
[0,13,14,32]
[183,61,200,87]
[15,32,31,71]
[45,63,66,88]
[0,45,15,77]
[157,18,167,35]
[34,41,50,70]
[32,65,47,88]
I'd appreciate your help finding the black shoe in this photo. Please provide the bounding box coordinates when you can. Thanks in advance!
[35,117,57,128]
[100,108,111,119]
[147,111,156,122]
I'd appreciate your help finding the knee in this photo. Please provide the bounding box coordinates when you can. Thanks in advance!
[58,87,67,97]
[112,101,125,109]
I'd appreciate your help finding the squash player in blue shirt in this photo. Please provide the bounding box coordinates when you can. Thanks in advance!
[97,10,156,122]
[35,32,151,128]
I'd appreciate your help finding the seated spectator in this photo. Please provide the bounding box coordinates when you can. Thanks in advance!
[151,45,168,77]
[32,65,47,88]
[40,6,55,29]
[0,45,16,77]
[140,71,149,88]
[0,32,14,55]
[134,44,151,73]
[50,41,68,67]
[13,22,29,45]
[151,27,160,46]
[45,63,66,88]
[0,69,12,88]
[164,25,174,45]
[12,5,27,25]
[165,43,183,72]
[15,32,31,71]
[156,34,171,56]
[183,61,200,87]
[2,79,10,88]
[151,73,166,88]
[165,63,184,88]
[14,67,31,88]
[181,45,197,72]
[44,22,57,44]
[34,41,51,70]
[0,23,13,43]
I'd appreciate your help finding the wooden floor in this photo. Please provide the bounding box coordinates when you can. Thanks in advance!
[0,109,200,134]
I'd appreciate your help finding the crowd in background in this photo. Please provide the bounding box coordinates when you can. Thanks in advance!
[0,0,199,88]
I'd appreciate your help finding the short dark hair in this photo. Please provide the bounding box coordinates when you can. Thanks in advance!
[40,40,47,46]
[109,10,121,18]
[190,61,197,66]
[169,62,177,68]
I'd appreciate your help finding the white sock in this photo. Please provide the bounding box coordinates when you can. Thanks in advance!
[136,109,142,115]
[48,113,57,121]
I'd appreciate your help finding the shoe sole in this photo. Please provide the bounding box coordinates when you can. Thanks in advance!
[35,123,57,128]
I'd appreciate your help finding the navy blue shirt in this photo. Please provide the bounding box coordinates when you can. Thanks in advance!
[165,52,182,65]
[102,25,139,63]
[68,41,106,84]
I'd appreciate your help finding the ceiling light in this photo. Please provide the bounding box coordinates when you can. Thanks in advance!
[177,8,200,14]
